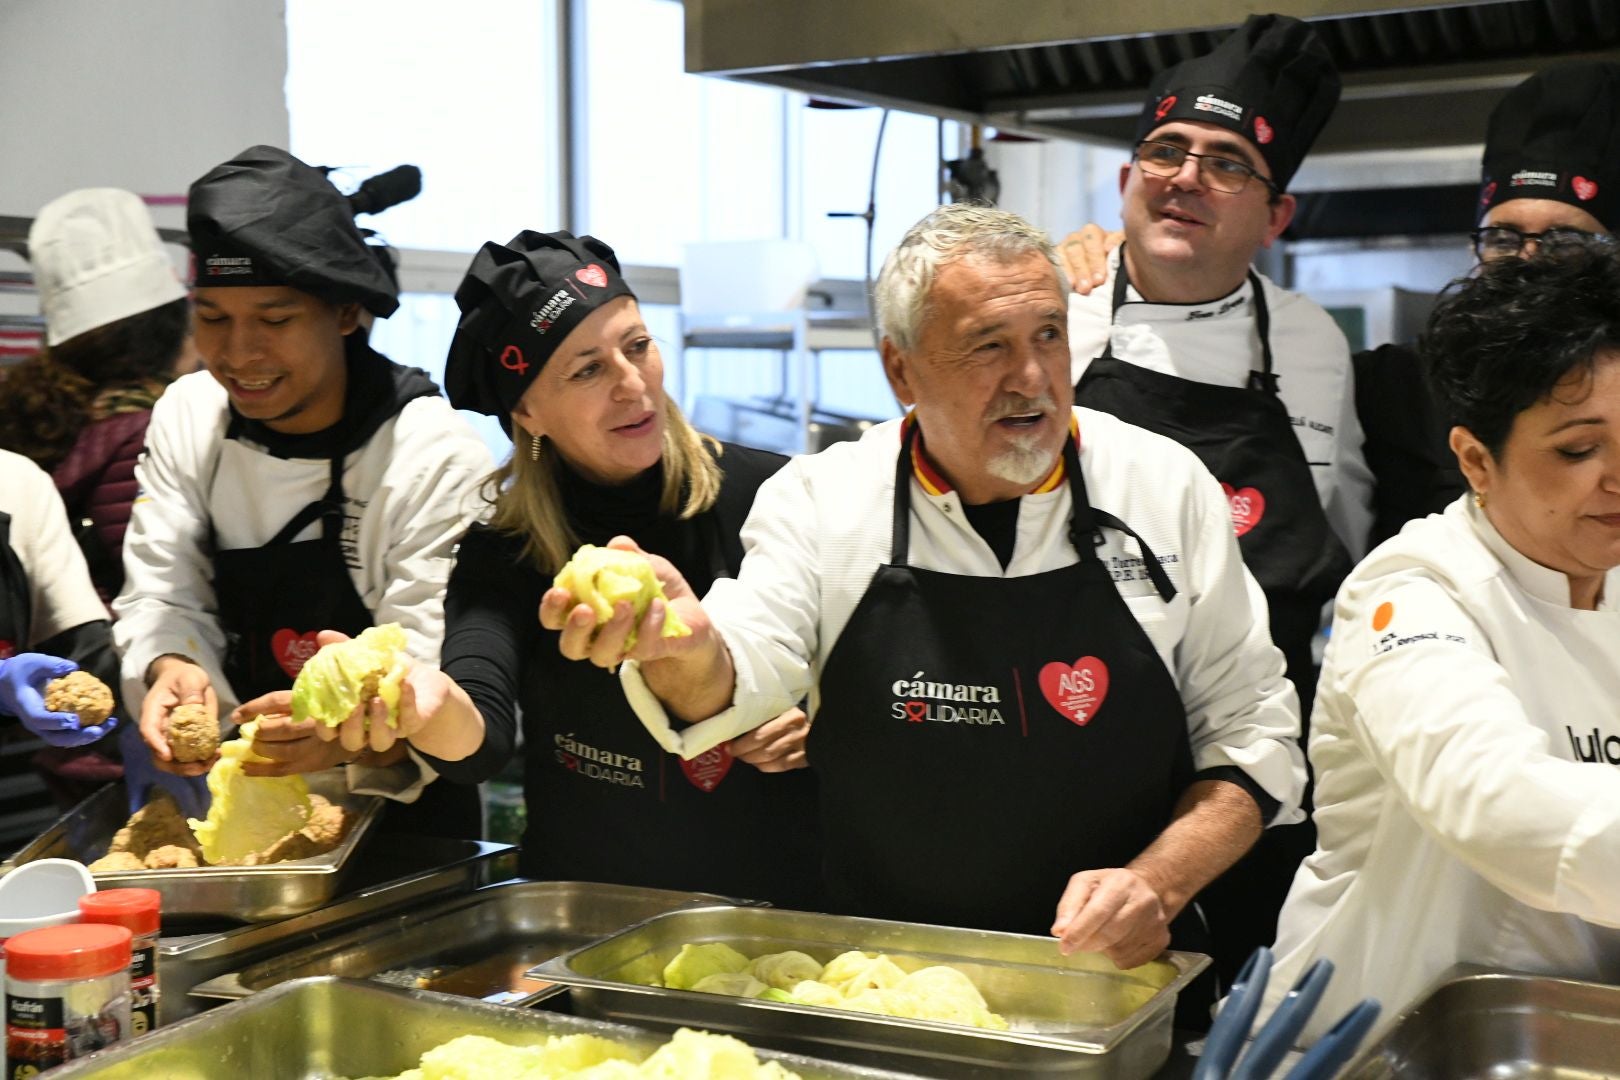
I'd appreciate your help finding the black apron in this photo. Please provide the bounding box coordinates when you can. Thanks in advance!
[1075,255,1338,986]
[1076,256,1351,705]
[809,424,1199,939]
[211,456,481,840]
[521,514,822,909]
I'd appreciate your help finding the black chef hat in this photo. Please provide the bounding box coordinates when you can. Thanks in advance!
[187,146,400,317]
[1478,62,1620,231]
[1133,14,1341,192]
[443,230,635,419]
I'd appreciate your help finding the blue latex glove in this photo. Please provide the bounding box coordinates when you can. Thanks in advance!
[0,653,120,748]
[117,717,211,819]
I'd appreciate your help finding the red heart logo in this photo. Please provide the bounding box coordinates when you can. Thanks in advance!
[556,750,580,771]
[1253,116,1274,145]
[679,746,733,793]
[0,639,14,660]
[1574,176,1599,201]
[1040,657,1110,726]
[1480,180,1497,208]
[904,700,927,723]
[1155,95,1178,121]
[1220,482,1266,537]
[576,263,608,288]
[271,628,320,678]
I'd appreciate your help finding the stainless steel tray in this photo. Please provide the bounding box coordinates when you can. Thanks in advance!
[1340,968,1620,1079]
[189,879,748,1008]
[51,976,930,1079]
[2,771,385,922]
[532,905,1210,1078]
[159,836,511,1025]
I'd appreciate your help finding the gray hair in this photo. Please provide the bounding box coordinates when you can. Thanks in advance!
[873,203,1067,352]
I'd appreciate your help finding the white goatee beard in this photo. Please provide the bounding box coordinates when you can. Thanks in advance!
[987,433,1058,486]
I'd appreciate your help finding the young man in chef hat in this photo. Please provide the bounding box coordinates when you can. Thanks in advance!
[113,146,490,833]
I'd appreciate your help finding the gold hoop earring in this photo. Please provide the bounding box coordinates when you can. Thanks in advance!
[529,433,542,461]
[1473,490,1486,509]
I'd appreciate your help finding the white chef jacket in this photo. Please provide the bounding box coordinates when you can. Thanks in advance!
[1069,249,1376,561]
[112,370,492,796]
[0,449,107,653]
[1264,498,1620,1044]
[623,408,1306,821]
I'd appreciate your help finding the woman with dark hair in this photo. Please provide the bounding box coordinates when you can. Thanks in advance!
[1262,245,1620,1044]
[316,230,822,906]
[0,188,193,604]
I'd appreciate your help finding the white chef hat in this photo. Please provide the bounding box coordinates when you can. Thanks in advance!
[29,188,187,347]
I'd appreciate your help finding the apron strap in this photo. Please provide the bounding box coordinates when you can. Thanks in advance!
[267,456,346,547]
[1244,270,1279,396]
[1061,437,1176,602]
[891,423,918,564]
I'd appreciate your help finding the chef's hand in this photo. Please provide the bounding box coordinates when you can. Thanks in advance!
[730,707,809,773]
[0,653,120,747]
[139,656,219,776]
[305,631,484,764]
[236,693,354,776]
[1058,224,1123,296]
[117,719,211,819]
[1051,867,1171,970]
[540,536,714,671]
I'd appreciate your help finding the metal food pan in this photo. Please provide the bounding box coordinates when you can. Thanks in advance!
[1340,968,1620,1079]
[188,879,748,1008]
[51,976,930,1079]
[531,904,1209,1078]
[2,772,384,922]
[158,837,512,1025]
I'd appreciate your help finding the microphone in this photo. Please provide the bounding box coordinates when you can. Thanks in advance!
[347,165,422,217]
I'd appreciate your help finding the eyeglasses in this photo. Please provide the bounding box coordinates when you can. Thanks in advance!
[1133,140,1279,197]
[1470,225,1613,261]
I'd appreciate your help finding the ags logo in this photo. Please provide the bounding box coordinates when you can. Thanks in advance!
[1253,116,1274,145]
[576,263,609,289]
[680,746,733,792]
[1574,176,1600,201]
[1155,95,1178,121]
[1480,181,1497,208]
[1039,657,1110,727]
[271,628,320,677]
[1220,482,1266,537]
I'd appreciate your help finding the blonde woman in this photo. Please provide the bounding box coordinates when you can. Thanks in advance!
[360,230,820,904]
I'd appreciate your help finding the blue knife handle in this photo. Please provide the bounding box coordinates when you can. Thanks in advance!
[1282,998,1381,1080]
[1231,958,1335,1080]
[1192,946,1273,1080]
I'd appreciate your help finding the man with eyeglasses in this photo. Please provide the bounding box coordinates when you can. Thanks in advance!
[1354,61,1620,548]
[1066,13,1369,988]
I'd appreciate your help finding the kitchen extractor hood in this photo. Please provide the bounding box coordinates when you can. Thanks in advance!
[685,0,1620,156]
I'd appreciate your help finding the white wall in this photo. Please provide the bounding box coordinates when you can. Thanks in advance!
[0,0,290,232]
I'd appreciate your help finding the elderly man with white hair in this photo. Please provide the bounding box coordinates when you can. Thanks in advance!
[526,203,1304,974]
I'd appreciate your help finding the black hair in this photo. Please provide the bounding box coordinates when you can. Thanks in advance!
[1421,243,1620,457]
[0,297,190,470]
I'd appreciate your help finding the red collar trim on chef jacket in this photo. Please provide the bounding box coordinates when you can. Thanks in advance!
[902,411,1079,498]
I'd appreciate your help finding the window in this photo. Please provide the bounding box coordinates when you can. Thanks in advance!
[285,0,561,253]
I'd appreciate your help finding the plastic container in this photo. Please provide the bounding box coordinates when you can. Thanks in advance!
[4,923,132,1078]
[78,890,160,1036]
[0,858,97,984]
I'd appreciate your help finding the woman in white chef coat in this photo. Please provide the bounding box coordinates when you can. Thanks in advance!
[1264,245,1620,1043]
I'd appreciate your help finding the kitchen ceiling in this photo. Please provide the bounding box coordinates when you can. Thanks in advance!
[685,0,1620,157]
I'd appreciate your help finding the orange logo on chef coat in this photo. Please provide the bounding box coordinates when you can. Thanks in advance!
[1372,602,1395,632]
